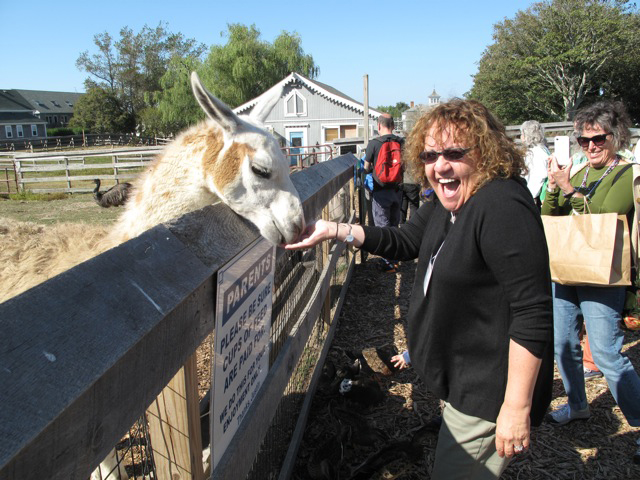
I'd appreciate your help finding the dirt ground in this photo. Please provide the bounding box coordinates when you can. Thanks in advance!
[292,255,640,480]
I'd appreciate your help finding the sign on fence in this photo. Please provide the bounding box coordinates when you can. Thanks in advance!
[212,237,274,469]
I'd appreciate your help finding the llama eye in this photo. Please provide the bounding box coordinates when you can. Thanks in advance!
[251,165,271,179]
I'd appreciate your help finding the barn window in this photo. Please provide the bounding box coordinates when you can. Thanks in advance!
[323,124,358,143]
[340,125,357,138]
[284,90,307,117]
[5,126,13,138]
[31,125,38,136]
[16,125,23,138]
[324,127,338,142]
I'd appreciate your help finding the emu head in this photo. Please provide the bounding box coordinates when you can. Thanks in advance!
[190,72,305,245]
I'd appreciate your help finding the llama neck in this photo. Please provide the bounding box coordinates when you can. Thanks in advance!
[110,124,223,243]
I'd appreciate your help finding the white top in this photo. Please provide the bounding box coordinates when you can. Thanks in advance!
[524,144,550,198]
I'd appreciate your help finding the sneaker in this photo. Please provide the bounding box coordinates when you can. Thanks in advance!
[583,367,603,381]
[546,403,590,426]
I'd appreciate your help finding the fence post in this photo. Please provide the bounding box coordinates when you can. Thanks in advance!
[64,156,71,191]
[321,204,332,325]
[146,353,205,480]
[114,155,120,183]
[14,158,24,193]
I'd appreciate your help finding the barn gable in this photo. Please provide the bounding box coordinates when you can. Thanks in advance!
[234,73,384,159]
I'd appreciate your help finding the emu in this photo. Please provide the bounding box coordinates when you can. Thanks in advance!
[93,179,132,208]
[0,72,305,479]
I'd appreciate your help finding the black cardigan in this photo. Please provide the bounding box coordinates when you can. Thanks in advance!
[362,177,554,425]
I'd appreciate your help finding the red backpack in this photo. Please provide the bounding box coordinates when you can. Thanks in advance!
[372,138,403,187]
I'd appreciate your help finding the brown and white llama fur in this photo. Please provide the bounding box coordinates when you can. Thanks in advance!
[0,72,305,304]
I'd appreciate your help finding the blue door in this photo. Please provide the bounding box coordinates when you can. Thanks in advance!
[289,131,304,165]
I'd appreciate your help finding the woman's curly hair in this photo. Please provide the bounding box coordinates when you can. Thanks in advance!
[406,99,526,194]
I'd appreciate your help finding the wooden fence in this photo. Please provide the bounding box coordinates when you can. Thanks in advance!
[505,121,640,148]
[0,134,167,153]
[0,154,357,479]
[9,147,163,194]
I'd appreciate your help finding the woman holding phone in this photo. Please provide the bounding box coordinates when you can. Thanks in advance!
[542,100,640,464]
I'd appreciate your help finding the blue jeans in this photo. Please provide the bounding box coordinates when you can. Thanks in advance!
[371,188,402,227]
[553,283,640,426]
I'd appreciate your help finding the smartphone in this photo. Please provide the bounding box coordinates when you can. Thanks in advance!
[554,136,571,166]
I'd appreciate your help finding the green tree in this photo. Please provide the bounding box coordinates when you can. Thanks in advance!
[70,87,134,133]
[376,102,410,119]
[146,55,205,135]
[76,23,206,133]
[468,0,640,124]
[200,24,319,108]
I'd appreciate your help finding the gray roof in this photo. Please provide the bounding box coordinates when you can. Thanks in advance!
[294,72,361,106]
[0,112,47,124]
[13,89,84,115]
[0,90,33,111]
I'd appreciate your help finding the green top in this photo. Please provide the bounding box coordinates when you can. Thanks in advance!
[541,162,633,216]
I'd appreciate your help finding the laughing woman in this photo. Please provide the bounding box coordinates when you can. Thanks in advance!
[286,99,553,479]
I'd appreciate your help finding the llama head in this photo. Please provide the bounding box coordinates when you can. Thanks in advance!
[191,72,305,245]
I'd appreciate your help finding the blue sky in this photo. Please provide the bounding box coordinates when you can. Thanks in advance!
[1,0,535,107]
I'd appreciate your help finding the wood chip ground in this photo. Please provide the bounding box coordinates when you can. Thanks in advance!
[291,255,640,480]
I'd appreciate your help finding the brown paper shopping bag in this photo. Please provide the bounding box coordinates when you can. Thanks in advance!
[541,212,631,286]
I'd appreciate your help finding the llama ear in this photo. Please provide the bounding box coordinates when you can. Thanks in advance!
[249,85,283,124]
[191,71,241,133]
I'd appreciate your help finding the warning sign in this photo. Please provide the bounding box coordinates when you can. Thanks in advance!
[212,238,274,469]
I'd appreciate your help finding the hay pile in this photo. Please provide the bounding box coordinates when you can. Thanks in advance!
[292,256,640,480]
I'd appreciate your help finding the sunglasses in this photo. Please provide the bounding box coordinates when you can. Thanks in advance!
[576,132,612,148]
[418,147,474,163]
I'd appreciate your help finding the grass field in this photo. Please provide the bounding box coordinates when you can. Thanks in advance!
[0,193,123,225]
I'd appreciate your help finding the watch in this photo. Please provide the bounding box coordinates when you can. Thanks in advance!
[340,223,354,243]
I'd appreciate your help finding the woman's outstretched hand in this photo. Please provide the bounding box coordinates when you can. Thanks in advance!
[284,219,334,250]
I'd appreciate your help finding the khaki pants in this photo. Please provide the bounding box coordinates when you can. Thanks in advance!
[430,402,512,480]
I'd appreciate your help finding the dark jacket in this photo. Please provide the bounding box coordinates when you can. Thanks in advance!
[361,177,554,426]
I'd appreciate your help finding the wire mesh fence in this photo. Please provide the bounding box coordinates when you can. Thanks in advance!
[245,184,354,480]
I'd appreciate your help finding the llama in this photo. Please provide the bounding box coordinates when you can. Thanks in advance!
[0,72,305,304]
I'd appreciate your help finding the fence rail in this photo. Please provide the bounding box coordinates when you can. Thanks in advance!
[0,134,168,153]
[0,154,357,480]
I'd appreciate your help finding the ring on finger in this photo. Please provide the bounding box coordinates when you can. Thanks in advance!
[514,445,524,453]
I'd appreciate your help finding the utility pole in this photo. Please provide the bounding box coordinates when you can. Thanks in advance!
[363,74,369,151]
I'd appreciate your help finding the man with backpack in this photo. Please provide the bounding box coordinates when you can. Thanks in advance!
[364,113,404,272]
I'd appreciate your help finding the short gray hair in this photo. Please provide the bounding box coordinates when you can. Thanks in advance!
[520,120,546,148]
[573,100,631,152]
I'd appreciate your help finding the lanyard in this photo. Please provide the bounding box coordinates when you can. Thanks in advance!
[423,213,456,296]
[578,156,620,199]
[424,241,445,296]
